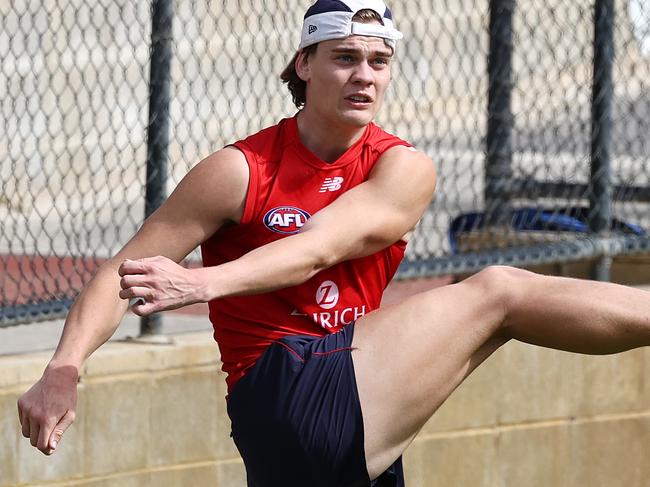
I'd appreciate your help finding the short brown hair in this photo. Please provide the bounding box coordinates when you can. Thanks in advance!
[280,9,385,109]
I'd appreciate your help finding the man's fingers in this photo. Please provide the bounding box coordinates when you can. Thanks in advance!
[17,400,26,429]
[46,410,76,454]
[119,286,155,301]
[119,256,172,277]
[20,410,30,439]
[131,300,157,316]
[17,400,22,424]
[118,259,148,277]
[17,366,79,455]
[37,418,56,452]
[119,274,148,290]
[28,418,40,448]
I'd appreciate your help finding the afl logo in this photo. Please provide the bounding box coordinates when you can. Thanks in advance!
[263,206,311,235]
[316,280,339,309]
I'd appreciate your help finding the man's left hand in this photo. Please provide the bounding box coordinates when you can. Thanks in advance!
[118,256,207,315]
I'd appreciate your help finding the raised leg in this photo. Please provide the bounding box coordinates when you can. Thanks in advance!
[352,266,650,479]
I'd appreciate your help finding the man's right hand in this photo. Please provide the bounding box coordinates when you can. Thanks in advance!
[17,364,78,455]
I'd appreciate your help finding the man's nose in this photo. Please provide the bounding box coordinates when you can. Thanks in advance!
[351,61,374,85]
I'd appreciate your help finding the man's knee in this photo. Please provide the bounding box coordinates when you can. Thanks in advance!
[465,265,536,316]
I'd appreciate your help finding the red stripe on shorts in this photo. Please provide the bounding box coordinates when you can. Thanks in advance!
[312,347,356,357]
[276,341,305,363]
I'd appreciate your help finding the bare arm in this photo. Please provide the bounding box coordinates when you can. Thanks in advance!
[119,146,437,312]
[17,147,249,454]
[49,147,248,369]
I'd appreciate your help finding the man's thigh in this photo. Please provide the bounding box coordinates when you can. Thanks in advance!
[352,279,509,479]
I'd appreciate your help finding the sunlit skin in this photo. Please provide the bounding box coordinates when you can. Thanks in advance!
[295,35,394,162]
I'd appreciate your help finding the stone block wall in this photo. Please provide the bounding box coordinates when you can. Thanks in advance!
[2,330,649,486]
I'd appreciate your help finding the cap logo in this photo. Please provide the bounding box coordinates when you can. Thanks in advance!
[299,0,403,51]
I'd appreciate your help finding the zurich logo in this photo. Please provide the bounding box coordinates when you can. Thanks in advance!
[316,280,339,309]
[263,206,311,234]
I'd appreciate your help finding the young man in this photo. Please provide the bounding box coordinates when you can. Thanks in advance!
[17,1,650,485]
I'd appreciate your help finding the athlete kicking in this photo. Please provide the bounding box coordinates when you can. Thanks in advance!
[18,1,650,485]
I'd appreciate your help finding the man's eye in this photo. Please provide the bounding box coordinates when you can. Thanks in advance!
[337,55,354,62]
[373,58,389,65]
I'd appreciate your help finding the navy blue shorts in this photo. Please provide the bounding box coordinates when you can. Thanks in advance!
[227,324,405,487]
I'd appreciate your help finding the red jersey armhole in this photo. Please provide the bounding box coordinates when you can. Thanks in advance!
[230,142,259,225]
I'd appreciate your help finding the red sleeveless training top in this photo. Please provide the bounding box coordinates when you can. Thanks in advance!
[201,116,411,393]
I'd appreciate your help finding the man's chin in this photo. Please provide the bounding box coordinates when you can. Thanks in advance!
[338,109,376,127]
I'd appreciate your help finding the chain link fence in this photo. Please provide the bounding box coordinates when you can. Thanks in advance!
[2,0,649,326]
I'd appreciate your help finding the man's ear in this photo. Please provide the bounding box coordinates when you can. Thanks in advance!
[295,50,311,82]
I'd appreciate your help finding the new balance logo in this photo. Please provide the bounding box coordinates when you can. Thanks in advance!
[319,177,344,193]
[308,24,317,34]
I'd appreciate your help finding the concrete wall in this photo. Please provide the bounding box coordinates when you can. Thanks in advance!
[3,329,649,486]
[1,333,243,487]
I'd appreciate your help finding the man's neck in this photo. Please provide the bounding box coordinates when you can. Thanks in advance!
[296,110,368,163]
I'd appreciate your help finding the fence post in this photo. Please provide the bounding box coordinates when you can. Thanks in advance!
[485,0,515,228]
[589,0,615,281]
[140,0,174,336]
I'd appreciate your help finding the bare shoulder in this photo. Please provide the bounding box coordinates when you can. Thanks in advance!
[173,146,250,225]
[184,146,249,196]
[370,145,437,200]
[196,145,248,172]
[375,144,435,172]
[108,147,251,264]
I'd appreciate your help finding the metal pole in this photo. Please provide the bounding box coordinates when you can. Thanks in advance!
[589,0,615,281]
[140,0,174,336]
[485,0,515,227]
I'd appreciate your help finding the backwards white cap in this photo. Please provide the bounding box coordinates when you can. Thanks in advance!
[298,0,403,50]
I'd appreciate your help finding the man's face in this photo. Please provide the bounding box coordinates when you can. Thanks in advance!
[298,34,393,128]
